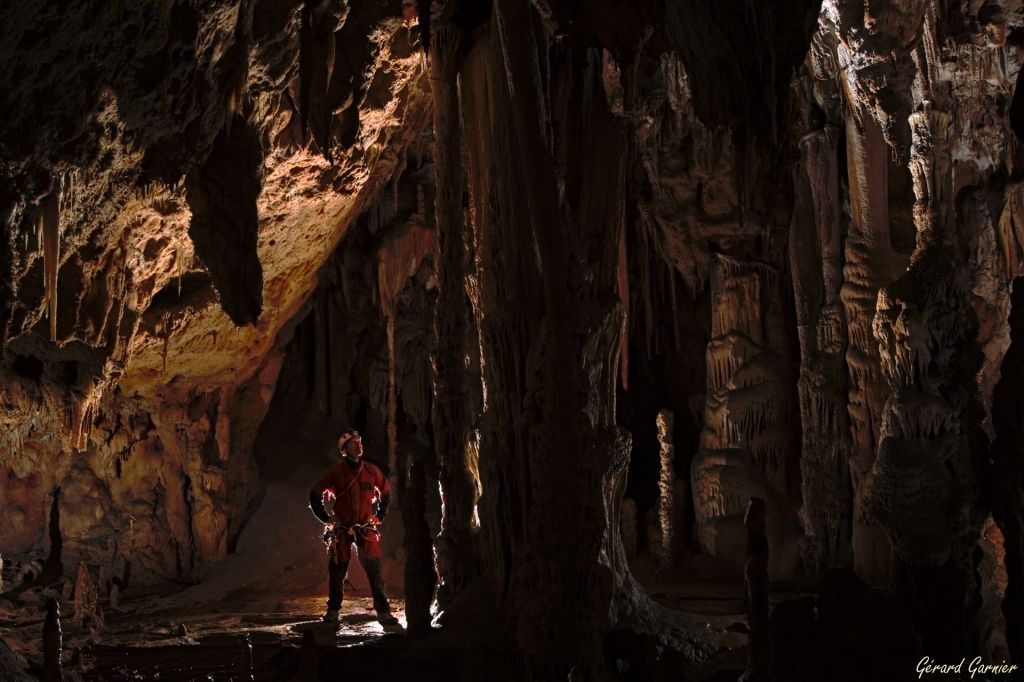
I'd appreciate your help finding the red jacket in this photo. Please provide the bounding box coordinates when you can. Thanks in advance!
[311,459,391,527]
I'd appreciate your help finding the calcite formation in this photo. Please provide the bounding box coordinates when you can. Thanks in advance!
[692,255,801,576]
[4,0,1024,676]
[0,0,429,583]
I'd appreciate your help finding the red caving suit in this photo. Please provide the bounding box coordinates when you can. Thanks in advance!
[311,459,390,562]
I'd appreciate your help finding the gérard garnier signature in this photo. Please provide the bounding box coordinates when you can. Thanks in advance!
[917,656,1018,679]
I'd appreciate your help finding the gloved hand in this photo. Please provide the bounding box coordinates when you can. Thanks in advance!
[322,514,338,543]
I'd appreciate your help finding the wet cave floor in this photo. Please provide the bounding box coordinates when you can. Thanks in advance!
[0,566,824,681]
[1,590,444,681]
[0,462,793,680]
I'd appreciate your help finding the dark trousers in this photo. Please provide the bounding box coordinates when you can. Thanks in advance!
[327,541,390,613]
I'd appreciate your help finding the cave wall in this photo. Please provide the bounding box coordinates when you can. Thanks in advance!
[3,0,1024,672]
[624,0,1024,657]
[0,0,430,584]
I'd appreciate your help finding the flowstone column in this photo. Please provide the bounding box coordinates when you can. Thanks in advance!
[427,0,481,606]
[839,112,894,584]
[691,255,801,576]
[868,106,986,654]
[790,124,853,572]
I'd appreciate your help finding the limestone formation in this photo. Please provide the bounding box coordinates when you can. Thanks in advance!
[740,497,772,682]
[300,630,318,681]
[621,498,639,561]
[790,120,853,573]
[72,562,101,630]
[656,409,676,570]
[0,0,431,584]
[42,597,62,682]
[692,256,801,576]
[428,0,482,605]
[1,0,1024,677]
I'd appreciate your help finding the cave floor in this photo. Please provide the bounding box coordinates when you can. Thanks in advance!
[0,468,800,679]
[0,571,823,681]
[1,588,426,680]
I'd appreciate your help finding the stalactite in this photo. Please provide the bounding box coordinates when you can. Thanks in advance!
[617,227,629,388]
[161,312,173,373]
[375,219,437,491]
[39,187,61,343]
[386,311,398,488]
[175,241,185,297]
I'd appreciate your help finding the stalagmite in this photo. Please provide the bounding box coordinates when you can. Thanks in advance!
[740,498,771,682]
[237,633,254,681]
[43,597,62,682]
[299,630,318,681]
[401,456,436,637]
[656,409,675,571]
[73,562,101,630]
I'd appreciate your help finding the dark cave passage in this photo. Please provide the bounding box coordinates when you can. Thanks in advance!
[2,0,1024,680]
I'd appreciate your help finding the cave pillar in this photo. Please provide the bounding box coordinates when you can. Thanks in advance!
[428,1,481,604]
[868,107,986,654]
[992,281,1024,665]
[790,126,852,572]
[839,111,893,584]
[691,255,801,577]
[460,7,641,675]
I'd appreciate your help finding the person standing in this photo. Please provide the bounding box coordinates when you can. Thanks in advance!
[308,431,398,625]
